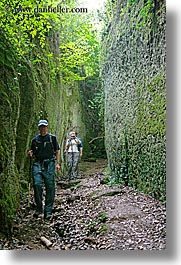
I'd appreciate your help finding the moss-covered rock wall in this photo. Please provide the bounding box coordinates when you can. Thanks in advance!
[101,0,166,202]
[0,31,86,235]
[0,32,21,234]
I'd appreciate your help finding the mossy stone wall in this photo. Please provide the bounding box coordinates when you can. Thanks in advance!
[101,0,166,202]
[0,32,86,234]
[0,34,21,234]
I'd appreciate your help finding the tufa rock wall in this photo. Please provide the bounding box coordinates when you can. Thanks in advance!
[0,31,86,234]
[101,0,166,202]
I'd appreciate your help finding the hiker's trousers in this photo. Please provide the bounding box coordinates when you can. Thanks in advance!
[67,152,80,179]
[32,160,55,215]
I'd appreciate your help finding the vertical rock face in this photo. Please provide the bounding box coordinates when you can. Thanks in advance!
[14,33,87,174]
[0,31,86,234]
[0,32,22,234]
[101,0,166,201]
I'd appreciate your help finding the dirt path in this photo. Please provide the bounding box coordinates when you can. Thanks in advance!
[0,159,166,250]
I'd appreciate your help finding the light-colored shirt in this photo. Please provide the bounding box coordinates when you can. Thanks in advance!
[66,138,81,153]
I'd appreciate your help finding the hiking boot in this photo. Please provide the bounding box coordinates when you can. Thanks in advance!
[44,213,53,221]
[33,210,42,218]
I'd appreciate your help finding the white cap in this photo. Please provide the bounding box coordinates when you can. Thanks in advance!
[38,120,48,127]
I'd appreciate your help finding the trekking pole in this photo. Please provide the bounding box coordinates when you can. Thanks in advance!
[28,183,31,208]
[28,157,32,208]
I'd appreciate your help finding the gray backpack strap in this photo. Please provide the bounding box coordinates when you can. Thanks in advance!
[48,133,55,154]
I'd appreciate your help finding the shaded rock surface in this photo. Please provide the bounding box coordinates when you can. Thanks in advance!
[0,160,166,250]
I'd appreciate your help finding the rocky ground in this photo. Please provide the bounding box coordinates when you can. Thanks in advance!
[0,159,166,250]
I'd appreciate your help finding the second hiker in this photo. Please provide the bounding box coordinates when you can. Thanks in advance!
[64,131,81,180]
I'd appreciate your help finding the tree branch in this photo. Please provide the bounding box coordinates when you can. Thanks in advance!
[89,136,104,144]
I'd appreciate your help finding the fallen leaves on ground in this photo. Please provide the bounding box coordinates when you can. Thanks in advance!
[0,160,166,250]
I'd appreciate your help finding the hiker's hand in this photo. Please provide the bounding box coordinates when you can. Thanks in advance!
[56,163,60,172]
[28,150,33,157]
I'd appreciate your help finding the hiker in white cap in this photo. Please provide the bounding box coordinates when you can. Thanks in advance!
[28,120,60,221]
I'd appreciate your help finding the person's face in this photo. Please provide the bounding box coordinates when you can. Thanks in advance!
[39,125,48,135]
[70,131,76,137]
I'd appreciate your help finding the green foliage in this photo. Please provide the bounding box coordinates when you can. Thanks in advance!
[128,0,154,28]
[0,0,55,57]
[58,14,100,84]
[103,0,117,25]
[88,90,104,124]
[100,176,110,184]
[85,211,108,235]
[97,211,108,223]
